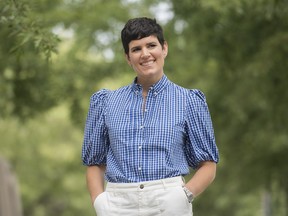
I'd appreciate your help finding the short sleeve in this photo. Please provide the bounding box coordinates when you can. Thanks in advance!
[82,89,110,166]
[184,89,219,169]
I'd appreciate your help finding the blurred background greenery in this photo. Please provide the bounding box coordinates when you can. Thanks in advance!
[0,0,287,215]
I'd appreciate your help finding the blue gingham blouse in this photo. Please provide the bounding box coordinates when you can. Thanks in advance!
[82,75,219,183]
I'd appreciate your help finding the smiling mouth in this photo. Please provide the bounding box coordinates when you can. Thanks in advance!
[141,60,155,66]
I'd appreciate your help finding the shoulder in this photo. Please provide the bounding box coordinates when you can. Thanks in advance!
[188,89,207,104]
[111,85,131,95]
[185,89,210,116]
[90,89,110,101]
[169,83,207,103]
[89,89,111,108]
[90,85,131,104]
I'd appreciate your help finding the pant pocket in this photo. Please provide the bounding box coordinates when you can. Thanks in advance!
[93,192,107,216]
[159,186,192,216]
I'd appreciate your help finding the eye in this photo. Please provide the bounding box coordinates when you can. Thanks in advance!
[147,43,157,49]
[131,47,141,53]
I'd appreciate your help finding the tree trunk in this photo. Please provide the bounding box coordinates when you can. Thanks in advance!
[285,182,288,216]
[262,190,272,216]
[0,156,22,216]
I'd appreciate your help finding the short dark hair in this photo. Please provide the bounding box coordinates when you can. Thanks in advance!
[121,17,165,55]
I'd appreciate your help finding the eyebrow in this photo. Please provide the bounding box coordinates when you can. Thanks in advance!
[130,42,158,50]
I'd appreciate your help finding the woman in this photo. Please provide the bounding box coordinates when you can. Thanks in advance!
[82,17,219,216]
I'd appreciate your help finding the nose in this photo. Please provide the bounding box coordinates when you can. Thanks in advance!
[141,48,150,58]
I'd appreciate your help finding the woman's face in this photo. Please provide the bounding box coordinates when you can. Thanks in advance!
[126,35,168,83]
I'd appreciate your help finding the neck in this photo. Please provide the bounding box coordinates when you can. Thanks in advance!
[137,73,163,93]
[139,80,153,97]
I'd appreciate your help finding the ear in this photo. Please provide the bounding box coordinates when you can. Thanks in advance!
[125,53,131,66]
[163,41,168,58]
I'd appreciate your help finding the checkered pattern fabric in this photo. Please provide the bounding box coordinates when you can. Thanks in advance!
[82,75,219,183]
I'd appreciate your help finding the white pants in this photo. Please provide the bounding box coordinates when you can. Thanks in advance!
[93,176,193,216]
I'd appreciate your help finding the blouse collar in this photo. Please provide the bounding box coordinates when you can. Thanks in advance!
[131,75,170,97]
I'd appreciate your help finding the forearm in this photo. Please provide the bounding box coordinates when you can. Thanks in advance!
[185,161,217,198]
[86,165,106,204]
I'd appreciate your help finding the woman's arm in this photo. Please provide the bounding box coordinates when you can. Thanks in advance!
[86,165,106,204]
[185,161,217,198]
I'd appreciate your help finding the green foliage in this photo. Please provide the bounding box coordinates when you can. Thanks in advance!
[0,106,94,216]
[0,0,60,59]
[0,0,60,119]
[169,0,288,214]
[0,0,139,121]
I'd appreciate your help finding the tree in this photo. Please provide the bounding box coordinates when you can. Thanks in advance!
[0,0,60,118]
[169,0,288,214]
[0,0,132,121]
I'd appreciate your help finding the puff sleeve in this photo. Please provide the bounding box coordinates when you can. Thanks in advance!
[184,89,219,169]
[82,89,110,166]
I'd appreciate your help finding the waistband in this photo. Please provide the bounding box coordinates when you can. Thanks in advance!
[106,176,184,192]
